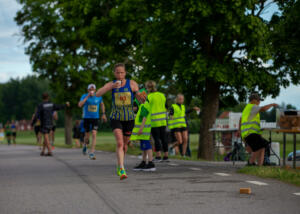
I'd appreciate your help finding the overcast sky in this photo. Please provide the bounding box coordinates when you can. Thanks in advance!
[0,0,299,108]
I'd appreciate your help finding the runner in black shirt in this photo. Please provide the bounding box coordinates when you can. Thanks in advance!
[32,93,69,156]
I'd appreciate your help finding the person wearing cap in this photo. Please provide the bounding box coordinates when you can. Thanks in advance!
[239,93,278,166]
[78,84,107,160]
[95,63,145,180]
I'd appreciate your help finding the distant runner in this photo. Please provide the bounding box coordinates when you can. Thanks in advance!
[32,93,69,156]
[5,122,11,145]
[11,120,17,145]
[31,109,42,149]
[96,63,145,180]
[78,84,107,160]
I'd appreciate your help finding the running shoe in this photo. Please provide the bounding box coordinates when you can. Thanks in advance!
[46,152,53,157]
[142,161,156,172]
[117,166,121,176]
[119,168,128,180]
[82,144,87,155]
[89,153,96,160]
[153,157,162,163]
[133,161,146,171]
[162,156,170,162]
[40,151,45,156]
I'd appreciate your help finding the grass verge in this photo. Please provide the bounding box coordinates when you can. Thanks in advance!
[238,166,300,187]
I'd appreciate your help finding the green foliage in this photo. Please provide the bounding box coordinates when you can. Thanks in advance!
[271,1,300,86]
[0,76,50,123]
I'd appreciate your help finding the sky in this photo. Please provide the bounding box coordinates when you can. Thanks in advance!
[0,0,299,108]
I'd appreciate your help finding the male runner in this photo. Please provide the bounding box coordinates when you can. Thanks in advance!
[32,93,69,156]
[78,84,107,160]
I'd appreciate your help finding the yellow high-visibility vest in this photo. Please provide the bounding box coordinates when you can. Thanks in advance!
[241,103,261,139]
[148,92,167,127]
[168,104,187,129]
[130,101,152,140]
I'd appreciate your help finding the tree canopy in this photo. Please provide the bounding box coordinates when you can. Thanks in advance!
[14,0,300,158]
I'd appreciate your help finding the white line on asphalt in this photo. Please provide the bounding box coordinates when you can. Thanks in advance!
[130,155,136,158]
[189,168,202,171]
[246,180,268,186]
[168,163,179,166]
[214,173,230,176]
[293,193,300,196]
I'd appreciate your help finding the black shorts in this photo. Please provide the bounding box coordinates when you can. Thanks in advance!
[52,126,56,132]
[41,127,52,134]
[245,133,269,152]
[12,132,17,137]
[6,133,11,137]
[110,119,134,137]
[34,126,41,135]
[172,127,187,133]
[84,118,99,132]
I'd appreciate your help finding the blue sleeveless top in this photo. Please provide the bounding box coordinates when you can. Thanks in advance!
[110,79,134,121]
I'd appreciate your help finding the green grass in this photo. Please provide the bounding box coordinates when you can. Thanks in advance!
[238,166,300,187]
[2,129,297,161]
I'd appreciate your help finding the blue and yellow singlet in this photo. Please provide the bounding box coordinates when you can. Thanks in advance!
[110,79,134,121]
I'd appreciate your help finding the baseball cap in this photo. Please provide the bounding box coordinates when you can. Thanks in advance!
[87,84,96,90]
[249,93,264,102]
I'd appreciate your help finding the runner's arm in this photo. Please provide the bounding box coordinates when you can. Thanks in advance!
[78,94,90,107]
[100,102,107,122]
[53,103,67,111]
[138,117,147,135]
[32,105,42,125]
[53,111,58,120]
[259,103,278,112]
[95,82,113,97]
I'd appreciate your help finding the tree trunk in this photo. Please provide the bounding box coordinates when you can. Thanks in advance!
[64,109,72,145]
[198,79,220,160]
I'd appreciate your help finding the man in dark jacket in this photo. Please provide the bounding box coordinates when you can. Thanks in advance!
[32,93,69,156]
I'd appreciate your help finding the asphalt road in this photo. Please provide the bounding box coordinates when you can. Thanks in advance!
[0,144,299,214]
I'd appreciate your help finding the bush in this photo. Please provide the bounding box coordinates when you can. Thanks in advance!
[187,119,201,134]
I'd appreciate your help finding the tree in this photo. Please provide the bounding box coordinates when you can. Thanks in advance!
[0,76,50,122]
[109,0,299,160]
[15,0,117,144]
[271,0,300,86]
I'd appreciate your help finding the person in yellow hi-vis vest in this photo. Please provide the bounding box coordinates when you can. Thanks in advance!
[169,94,200,157]
[238,93,278,166]
[131,96,156,172]
[146,80,169,162]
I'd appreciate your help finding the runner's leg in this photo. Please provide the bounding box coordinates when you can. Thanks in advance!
[114,129,125,168]
[90,130,97,153]
[182,130,188,156]
[45,133,52,154]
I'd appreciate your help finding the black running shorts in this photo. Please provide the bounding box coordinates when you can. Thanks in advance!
[110,119,134,136]
[83,118,99,132]
[245,133,269,152]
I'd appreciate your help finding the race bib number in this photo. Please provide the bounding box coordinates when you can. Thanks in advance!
[88,105,98,112]
[115,92,132,106]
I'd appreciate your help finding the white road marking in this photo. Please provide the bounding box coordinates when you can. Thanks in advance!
[168,163,179,166]
[214,173,230,176]
[293,193,300,196]
[246,181,268,186]
[189,168,202,171]
[129,155,136,158]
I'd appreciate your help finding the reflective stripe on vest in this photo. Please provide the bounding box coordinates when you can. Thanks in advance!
[168,104,187,129]
[130,102,152,141]
[241,103,261,139]
[148,92,167,127]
